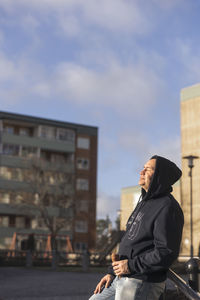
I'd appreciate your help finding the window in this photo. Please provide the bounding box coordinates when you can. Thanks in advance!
[77,137,90,149]
[0,216,9,227]
[76,179,89,191]
[21,146,37,158]
[75,220,88,233]
[44,171,66,185]
[16,217,25,228]
[76,200,89,213]
[15,194,23,204]
[31,219,38,229]
[37,218,46,229]
[40,150,51,162]
[49,173,55,185]
[9,216,15,227]
[0,167,12,180]
[3,144,19,156]
[51,153,67,164]
[19,128,30,136]
[0,193,10,204]
[12,168,23,181]
[74,242,88,252]
[25,218,31,229]
[40,126,56,139]
[77,158,89,170]
[56,128,75,142]
[0,167,23,181]
[4,126,14,134]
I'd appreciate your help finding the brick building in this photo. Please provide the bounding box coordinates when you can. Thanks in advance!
[0,111,98,252]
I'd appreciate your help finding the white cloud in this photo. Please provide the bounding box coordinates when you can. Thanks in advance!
[20,14,40,32]
[148,136,181,167]
[0,0,186,38]
[0,31,4,46]
[118,130,152,172]
[118,131,149,155]
[118,130,181,167]
[82,0,150,34]
[59,15,81,37]
[48,61,164,117]
[0,53,17,82]
[0,49,165,118]
[0,53,47,104]
[97,192,120,223]
[0,0,152,35]
[173,39,200,83]
[151,0,186,10]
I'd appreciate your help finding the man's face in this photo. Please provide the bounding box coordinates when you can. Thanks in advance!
[138,159,156,191]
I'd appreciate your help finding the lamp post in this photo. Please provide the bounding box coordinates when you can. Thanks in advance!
[183,155,199,258]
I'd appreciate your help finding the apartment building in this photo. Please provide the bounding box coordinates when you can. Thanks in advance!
[0,111,98,252]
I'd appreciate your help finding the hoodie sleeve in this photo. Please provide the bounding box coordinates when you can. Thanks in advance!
[107,265,115,276]
[128,203,184,275]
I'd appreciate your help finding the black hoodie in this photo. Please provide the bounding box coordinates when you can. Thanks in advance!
[109,155,184,282]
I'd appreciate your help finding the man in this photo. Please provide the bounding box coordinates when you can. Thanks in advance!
[89,155,184,300]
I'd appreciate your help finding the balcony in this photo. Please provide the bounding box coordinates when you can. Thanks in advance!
[1,132,75,153]
[0,179,31,192]
[0,178,74,196]
[0,155,75,173]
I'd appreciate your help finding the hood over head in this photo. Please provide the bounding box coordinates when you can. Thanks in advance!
[142,155,182,200]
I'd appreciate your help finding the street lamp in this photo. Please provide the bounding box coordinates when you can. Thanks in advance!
[183,155,199,258]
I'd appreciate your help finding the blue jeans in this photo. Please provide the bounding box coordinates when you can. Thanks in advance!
[89,276,165,300]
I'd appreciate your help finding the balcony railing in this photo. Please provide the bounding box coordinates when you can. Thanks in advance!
[1,132,75,153]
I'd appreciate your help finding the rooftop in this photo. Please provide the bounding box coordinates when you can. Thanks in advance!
[0,111,98,136]
[181,83,200,102]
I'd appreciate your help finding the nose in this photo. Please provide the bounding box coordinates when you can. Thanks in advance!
[140,168,145,175]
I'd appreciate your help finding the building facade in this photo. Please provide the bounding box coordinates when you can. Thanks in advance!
[0,111,98,252]
[120,185,141,231]
[181,84,200,256]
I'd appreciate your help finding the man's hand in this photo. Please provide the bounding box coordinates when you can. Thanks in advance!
[112,259,130,276]
[94,274,114,294]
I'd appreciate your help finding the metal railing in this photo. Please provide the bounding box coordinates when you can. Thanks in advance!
[1,249,200,299]
[167,269,200,300]
[0,249,96,267]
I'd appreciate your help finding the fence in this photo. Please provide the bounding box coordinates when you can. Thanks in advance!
[1,250,200,300]
[0,249,101,267]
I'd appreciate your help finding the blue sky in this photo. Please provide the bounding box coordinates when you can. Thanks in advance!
[1,0,200,223]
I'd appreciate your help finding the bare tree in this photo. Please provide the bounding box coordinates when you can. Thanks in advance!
[18,157,75,251]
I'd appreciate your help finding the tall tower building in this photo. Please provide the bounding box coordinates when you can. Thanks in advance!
[181,84,200,255]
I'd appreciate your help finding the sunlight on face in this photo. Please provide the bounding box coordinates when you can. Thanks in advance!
[138,159,156,191]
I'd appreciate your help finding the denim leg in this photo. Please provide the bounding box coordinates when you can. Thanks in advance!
[89,277,165,300]
[115,277,165,300]
[88,277,117,300]
[115,277,143,300]
[135,281,166,300]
